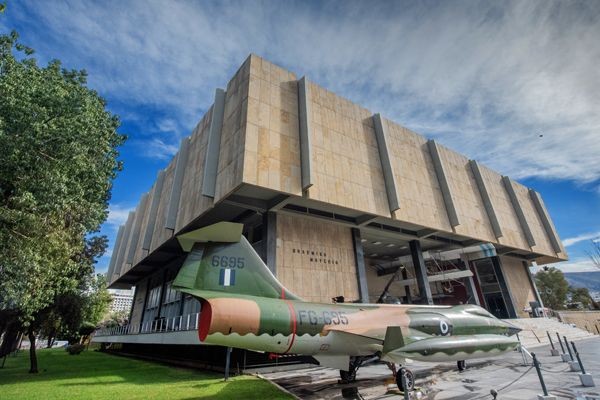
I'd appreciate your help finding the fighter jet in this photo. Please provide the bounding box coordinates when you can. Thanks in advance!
[172,222,521,391]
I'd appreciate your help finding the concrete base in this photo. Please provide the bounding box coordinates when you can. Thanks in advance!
[568,361,581,372]
[550,349,559,356]
[537,395,557,400]
[579,373,595,387]
[561,353,572,362]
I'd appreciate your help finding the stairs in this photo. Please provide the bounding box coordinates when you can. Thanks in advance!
[508,317,597,349]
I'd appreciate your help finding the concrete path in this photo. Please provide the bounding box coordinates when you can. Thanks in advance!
[263,337,600,399]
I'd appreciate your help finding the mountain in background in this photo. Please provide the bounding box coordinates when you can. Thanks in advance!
[564,271,600,293]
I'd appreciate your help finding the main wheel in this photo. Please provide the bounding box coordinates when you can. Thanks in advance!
[396,368,414,392]
[340,368,357,382]
[457,360,466,372]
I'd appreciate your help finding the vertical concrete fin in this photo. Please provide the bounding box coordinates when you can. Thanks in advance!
[351,228,369,303]
[113,211,135,280]
[297,76,313,191]
[372,113,400,213]
[202,88,226,198]
[165,137,191,230]
[142,169,166,252]
[126,192,149,265]
[502,176,536,247]
[106,224,124,284]
[469,160,503,239]
[427,140,460,228]
[529,189,563,253]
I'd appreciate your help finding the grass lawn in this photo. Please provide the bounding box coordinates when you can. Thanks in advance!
[0,348,294,400]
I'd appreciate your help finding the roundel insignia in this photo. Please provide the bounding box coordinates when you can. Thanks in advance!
[440,320,449,336]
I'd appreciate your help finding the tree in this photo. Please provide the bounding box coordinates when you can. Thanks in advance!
[0,29,125,372]
[568,286,593,309]
[535,267,570,310]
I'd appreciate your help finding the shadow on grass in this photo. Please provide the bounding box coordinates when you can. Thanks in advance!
[1,348,293,399]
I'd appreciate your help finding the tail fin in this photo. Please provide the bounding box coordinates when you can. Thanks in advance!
[172,222,302,301]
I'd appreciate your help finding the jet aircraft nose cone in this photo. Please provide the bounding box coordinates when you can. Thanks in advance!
[504,321,521,336]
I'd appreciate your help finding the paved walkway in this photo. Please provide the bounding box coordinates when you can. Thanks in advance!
[263,337,600,399]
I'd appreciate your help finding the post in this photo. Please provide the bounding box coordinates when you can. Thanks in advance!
[224,347,232,381]
[532,353,549,397]
[563,336,573,360]
[546,332,554,349]
[547,332,559,356]
[571,342,585,374]
[556,332,565,353]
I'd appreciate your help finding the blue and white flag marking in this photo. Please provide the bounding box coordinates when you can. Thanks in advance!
[219,268,236,286]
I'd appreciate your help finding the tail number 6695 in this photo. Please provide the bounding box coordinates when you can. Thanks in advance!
[211,255,245,268]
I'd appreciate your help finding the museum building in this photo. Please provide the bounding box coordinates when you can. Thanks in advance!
[95,55,567,368]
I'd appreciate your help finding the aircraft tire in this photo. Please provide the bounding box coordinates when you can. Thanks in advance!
[457,360,466,372]
[339,369,356,383]
[396,368,414,392]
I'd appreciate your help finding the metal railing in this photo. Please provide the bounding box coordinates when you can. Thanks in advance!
[95,312,200,337]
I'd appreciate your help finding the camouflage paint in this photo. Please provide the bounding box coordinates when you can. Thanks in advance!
[172,222,521,364]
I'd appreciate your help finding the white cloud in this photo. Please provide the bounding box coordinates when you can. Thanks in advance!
[106,204,135,228]
[563,232,600,247]
[139,138,179,160]
[11,0,600,183]
[535,258,599,273]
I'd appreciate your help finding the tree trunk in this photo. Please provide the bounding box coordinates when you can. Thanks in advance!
[28,331,38,374]
[0,320,20,358]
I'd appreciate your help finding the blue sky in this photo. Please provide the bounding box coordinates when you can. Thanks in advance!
[2,0,598,273]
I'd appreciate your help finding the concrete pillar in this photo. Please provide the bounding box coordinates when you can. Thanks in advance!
[351,228,369,303]
[106,225,124,283]
[265,212,277,275]
[502,176,536,248]
[470,160,503,239]
[410,240,433,305]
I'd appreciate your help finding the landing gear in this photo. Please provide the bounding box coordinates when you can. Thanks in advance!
[339,356,368,383]
[396,367,415,392]
[457,360,466,372]
[339,368,357,383]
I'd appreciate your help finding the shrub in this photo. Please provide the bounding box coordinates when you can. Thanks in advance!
[65,344,86,355]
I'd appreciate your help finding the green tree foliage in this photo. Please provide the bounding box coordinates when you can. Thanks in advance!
[535,267,570,310]
[568,286,593,309]
[0,30,125,372]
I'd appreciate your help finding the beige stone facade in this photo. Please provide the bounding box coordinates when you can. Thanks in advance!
[106,55,566,320]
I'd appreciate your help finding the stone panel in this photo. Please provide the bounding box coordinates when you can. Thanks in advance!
[437,145,496,241]
[478,165,529,249]
[176,112,213,232]
[385,121,451,231]
[150,159,176,252]
[511,181,555,255]
[306,82,389,215]
[214,57,250,201]
[243,55,302,194]
[276,213,358,303]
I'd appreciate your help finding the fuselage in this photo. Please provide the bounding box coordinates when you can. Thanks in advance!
[196,295,521,362]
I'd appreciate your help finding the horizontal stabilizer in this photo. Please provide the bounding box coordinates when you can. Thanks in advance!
[177,222,243,251]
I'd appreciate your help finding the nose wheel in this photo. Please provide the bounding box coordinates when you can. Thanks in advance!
[396,367,414,392]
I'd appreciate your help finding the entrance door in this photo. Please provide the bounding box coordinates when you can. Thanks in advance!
[484,293,509,319]
[473,258,510,319]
